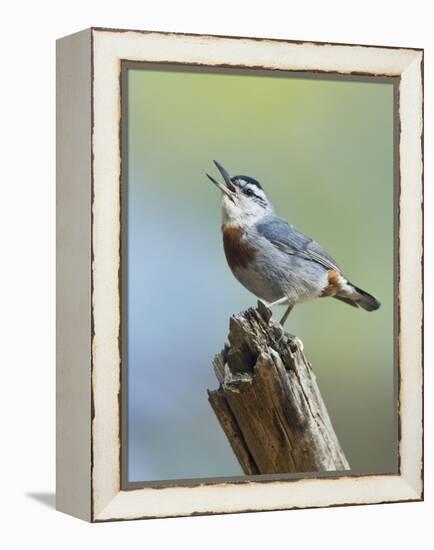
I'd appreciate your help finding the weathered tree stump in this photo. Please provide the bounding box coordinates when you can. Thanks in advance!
[208,301,350,475]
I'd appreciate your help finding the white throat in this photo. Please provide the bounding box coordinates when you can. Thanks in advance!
[221,194,271,228]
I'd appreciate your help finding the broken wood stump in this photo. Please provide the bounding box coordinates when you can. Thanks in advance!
[208,301,350,475]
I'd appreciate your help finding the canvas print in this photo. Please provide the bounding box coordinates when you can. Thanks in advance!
[122,64,396,485]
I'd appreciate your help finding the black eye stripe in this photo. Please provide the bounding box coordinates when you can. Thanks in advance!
[232,176,267,207]
[255,197,267,206]
[243,189,267,207]
[232,175,263,190]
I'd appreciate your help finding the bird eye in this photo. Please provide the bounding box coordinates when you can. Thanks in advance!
[245,188,255,197]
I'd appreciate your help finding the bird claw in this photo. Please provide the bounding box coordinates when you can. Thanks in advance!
[291,336,304,352]
[277,331,304,352]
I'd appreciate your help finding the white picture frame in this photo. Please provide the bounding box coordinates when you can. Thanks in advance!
[56,27,423,522]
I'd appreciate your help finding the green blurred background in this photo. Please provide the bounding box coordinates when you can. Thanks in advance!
[126,66,396,482]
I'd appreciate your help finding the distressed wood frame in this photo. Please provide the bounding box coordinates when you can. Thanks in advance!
[56,27,423,522]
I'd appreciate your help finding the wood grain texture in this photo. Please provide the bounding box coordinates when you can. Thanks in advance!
[208,301,350,474]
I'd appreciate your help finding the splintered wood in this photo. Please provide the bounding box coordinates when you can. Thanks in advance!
[208,301,350,475]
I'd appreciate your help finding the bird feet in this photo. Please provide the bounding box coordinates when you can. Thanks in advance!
[275,325,303,350]
[265,298,294,326]
[279,332,304,352]
[257,300,303,352]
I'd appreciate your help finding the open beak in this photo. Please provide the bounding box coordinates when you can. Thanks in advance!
[206,160,236,199]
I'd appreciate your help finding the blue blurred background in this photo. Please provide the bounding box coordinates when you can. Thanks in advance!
[125,66,396,482]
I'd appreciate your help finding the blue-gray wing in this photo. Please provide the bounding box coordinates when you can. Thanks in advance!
[256,217,342,273]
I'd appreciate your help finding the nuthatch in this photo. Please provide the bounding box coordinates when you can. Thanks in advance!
[207,161,381,325]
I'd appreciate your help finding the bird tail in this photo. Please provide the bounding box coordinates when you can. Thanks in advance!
[334,295,359,308]
[350,285,381,311]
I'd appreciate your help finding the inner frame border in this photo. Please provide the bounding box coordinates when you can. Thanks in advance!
[119,61,401,491]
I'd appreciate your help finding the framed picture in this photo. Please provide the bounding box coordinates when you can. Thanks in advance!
[56,27,423,522]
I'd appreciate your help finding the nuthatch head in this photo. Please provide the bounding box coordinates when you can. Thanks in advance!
[207,160,273,227]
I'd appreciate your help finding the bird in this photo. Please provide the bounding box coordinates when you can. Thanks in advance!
[206,160,381,326]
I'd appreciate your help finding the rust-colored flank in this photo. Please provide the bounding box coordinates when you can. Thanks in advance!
[321,270,342,297]
[222,225,256,270]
